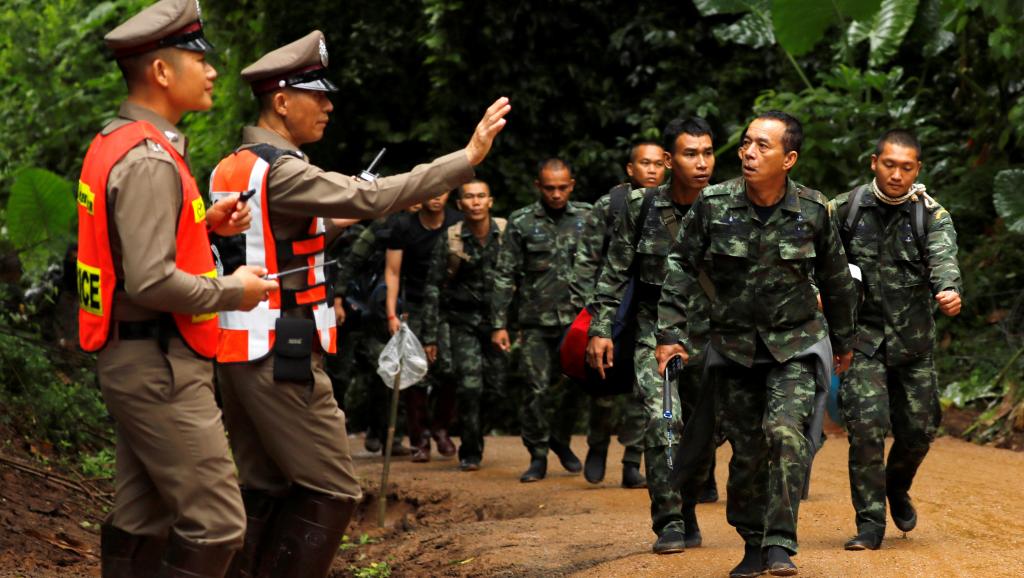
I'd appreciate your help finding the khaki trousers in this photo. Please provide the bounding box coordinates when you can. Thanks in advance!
[218,352,362,501]
[97,336,245,546]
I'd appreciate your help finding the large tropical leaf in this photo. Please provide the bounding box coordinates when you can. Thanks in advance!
[772,0,881,56]
[7,167,76,249]
[994,169,1024,234]
[848,0,920,68]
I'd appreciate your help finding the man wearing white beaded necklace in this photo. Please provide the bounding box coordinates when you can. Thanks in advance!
[829,129,962,552]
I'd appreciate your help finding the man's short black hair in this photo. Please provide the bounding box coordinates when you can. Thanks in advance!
[662,117,714,155]
[876,129,922,160]
[536,158,572,177]
[116,47,179,88]
[629,141,663,163]
[751,110,803,154]
[459,179,490,197]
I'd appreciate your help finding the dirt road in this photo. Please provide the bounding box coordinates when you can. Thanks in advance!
[341,433,1024,577]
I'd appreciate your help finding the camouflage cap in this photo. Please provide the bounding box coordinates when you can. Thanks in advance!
[104,0,213,59]
[241,30,338,95]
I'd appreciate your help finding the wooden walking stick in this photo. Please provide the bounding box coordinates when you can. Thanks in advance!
[378,360,402,527]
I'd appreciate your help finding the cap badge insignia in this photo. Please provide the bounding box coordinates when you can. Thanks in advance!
[319,38,329,67]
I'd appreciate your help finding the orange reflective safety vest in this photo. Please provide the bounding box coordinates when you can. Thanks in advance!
[76,121,219,357]
[209,144,336,363]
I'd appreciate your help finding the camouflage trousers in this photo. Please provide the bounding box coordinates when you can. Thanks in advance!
[587,391,645,465]
[518,326,585,458]
[449,322,508,462]
[839,351,940,535]
[635,341,713,535]
[719,357,816,553]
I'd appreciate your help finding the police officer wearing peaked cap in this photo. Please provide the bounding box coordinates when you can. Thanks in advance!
[209,30,509,578]
[80,0,278,577]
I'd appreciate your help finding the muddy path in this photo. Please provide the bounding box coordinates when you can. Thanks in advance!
[341,433,1024,577]
[3,429,1024,577]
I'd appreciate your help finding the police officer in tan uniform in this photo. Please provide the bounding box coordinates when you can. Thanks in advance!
[82,1,279,576]
[211,31,509,578]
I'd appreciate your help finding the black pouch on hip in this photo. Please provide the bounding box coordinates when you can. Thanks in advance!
[272,317,315,384]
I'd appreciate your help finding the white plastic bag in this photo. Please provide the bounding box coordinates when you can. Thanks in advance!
[376,322,428,390]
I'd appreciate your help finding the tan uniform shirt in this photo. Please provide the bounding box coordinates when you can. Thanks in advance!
[236,126,474,298]
[105,102,243,321]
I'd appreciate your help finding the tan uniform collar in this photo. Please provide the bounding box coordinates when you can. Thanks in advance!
[113,101,187,157]
[240,126,305,158]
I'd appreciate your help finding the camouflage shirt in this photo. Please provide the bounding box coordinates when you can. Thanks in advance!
[421,218,504,344]
[830,184,961,364]
[490,200,592,329]
[657,177,857,367]
[334,217,391,298]
[568,184,630,309]
[589,184,710,352]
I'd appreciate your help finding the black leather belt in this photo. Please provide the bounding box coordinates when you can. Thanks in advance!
[117,320,161,340]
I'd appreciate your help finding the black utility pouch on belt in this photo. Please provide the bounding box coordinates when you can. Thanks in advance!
[272,317,316,384]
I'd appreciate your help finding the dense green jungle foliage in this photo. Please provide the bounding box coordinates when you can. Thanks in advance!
[0,0,1021,463]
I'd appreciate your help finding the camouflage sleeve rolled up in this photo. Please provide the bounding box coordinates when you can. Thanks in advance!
[925,202,962,295]
[334,223,379,298]
[815,203,858,354]
[588,193,640,338]
[656,196,709,350]
[490,219,524,330]
[420,236,448,345]
[569,198,610,309]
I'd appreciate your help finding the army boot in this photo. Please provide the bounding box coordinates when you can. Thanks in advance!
[156,532,235,578]
[101,524,166,578]
[888,491,918,533]
[257,486,356,578]
[682,502,702,548]
[764,545,797,576]
[226,489,279,578]
[584,446,607,484]
[729,544,766,578]
[844,529,884,551]
[520,455,547,483]
[549,438,582,474]
[652,528,686,555]
[621,461,646,489]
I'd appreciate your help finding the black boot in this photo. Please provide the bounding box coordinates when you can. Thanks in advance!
[584,446,607,484]
[520,456,547,483]
[764,545,797,576]
[844,529,884,551]
[652,528,686,555]
[226,489,280,578]
[888,492,918,533]
[621,461,646,489]
[258,486,356,578]
[729,544,766,578]
[682,503,701,548]
[101,524,167,578]
[548,439,582,474]
[157,532,235,578]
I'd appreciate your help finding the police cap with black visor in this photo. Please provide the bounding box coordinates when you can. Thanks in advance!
[241,30,339,95]
[104,0,214,59]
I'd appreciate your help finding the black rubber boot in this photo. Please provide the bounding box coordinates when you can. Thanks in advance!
[257,486,356,578]
[156,532,235,578]
[549,438,582,474]
[844,529,884,551]
[520,456,548,483]
[620,461,646,489]
[226,489,280,578]
[888,492,918,533]
[101,524,166,578]
[729,544,766,578]
[584,446,607,484]
[652,529,687,554]
[682,503,702,548]
[764,545,797,576]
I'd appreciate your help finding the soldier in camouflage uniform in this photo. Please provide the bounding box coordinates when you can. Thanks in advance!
[491,158,592,482]
[587,119,717,554]
[422,180,507,471]
[829,130,962,551]
[334,215,411,455]
[570,141,666,489]
[656,112,857,577]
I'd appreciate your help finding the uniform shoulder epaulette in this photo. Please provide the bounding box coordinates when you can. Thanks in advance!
[571,200,593,211]
[508,204,535,222]
[831,190,852,207]
[702,181,733,197]
[127,138,176,166]
[796,185,829,207]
